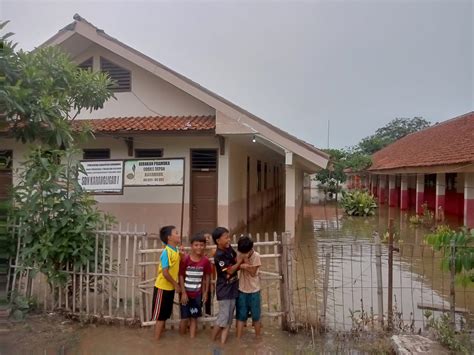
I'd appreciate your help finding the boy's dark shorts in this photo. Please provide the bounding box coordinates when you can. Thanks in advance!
[236,291,261,322]
[180,294,202,319]
[151,287,175,321]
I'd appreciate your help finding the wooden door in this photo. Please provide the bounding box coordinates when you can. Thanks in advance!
[190,150,217,236]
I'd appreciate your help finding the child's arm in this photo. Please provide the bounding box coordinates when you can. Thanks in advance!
[160,250,181,292]
[179,275,188,304]
[240,263,260,277]
[223,258,243,275]
[202,274,210,303]
[163,268,181,293]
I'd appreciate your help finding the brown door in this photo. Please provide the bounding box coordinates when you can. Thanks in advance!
[0,151,12,204]
[190,150,218,236]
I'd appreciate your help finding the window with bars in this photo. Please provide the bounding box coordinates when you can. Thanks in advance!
[83,149,110,160]
[135,149,163,158]
[77,57,93,71]
[191,150,217,171]
[100,57,131,92]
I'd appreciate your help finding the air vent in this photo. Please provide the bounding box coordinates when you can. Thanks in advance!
[83,149,110,160]
[191,150,217,171]
[135,149,163,158]
[78,57,93,71]
[100,57,131,92]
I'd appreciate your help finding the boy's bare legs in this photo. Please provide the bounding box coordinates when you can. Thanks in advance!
[220,326,230,344]
[155,320,165,340]
[179,319,189,335]
[254,321,262,337]
[236,320,245,339]
[211,325,221,341]
[189,318,197,338]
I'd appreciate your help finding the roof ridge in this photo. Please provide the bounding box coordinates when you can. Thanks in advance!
[55,14,329,162]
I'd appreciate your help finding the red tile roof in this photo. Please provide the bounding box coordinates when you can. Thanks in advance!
[369,112,474,171]
[74,115,215,133]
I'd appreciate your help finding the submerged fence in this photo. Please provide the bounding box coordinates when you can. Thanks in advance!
[291,228,474,333]
[7,219,473,335]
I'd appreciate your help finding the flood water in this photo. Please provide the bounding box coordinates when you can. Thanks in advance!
[4,188,473,354]
[291,189,473,331]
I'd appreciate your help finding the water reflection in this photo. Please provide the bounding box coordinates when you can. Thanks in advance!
[294,188,473,331]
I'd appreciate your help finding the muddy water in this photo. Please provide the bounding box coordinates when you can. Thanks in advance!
[291,189,473,331]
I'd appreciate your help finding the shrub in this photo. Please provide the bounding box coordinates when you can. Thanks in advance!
[340,190,377,216]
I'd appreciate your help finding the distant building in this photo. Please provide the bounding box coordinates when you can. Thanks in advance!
[367,112,474,228]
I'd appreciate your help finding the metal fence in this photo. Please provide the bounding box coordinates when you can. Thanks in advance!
[291,233,474,333]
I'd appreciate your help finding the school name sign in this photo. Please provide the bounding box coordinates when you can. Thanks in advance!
[78,160,123,193]
[124,159,184,186]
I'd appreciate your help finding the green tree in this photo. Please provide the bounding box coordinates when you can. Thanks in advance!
[1,22,114,285]
[358,117,430,155]
[1,21,113,148]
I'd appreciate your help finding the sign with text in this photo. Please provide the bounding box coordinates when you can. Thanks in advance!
[124,159,184,186]
[78,160,124,193]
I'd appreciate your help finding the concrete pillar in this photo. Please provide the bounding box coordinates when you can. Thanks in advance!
[400,175,409,210]
[378,175,386,204]
[285,163,296,236]
[388,175,397,207]
[435,173,446,221]
[464,173,474,228]
[416,174,425,214]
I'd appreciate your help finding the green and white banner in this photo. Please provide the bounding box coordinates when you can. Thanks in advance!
[124,159,184,186]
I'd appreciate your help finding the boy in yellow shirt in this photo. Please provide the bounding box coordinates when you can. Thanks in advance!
[152,225,181,340]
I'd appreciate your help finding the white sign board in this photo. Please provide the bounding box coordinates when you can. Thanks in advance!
[78,160,123,193]
[124,159,184,186]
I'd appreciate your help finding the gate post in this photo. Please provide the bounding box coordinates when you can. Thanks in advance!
[280,231,296,332]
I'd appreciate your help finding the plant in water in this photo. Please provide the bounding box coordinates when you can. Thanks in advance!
[425,225,474,286]
[340,190,377,216]
[409,203,434,227]
[425,312,471,354]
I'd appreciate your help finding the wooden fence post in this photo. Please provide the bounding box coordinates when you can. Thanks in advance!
[280,231,295,332]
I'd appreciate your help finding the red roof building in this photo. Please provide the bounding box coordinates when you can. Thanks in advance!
[367,112,474,228]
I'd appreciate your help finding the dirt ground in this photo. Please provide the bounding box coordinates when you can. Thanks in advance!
[0,313,394,354]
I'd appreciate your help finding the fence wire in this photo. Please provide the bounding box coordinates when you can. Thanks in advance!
[292,239,474,333]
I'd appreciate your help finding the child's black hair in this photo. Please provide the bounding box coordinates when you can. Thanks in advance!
[159,225,176,245]
[190,232,207,244]
[237,235,254,253]
[212,227,229,245]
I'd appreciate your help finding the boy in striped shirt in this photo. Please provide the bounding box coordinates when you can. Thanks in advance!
[178,233,211,338]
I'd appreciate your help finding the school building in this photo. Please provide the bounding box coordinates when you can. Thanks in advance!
[367,111,474,228]
[0,14,329,237]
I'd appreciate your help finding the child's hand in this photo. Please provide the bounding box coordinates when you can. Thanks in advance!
[240,263,248,270]
[175,284,181,293]
[202,293,208,304]
[181,292,188,305]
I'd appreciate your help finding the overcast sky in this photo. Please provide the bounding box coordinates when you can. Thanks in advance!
[2,0,473,149]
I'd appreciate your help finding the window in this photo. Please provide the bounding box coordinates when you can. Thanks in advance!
[77,57,93,71]
[100,57,131,92]
[191,150,217,171]
[264,163,268,190]
[257,160,262,192]
[135,149,163,158]
[83,149,110,160]
[0,150,12,169]
[446,173,457,191]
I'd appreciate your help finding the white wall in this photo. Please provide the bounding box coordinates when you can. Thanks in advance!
[71,44,215,118]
